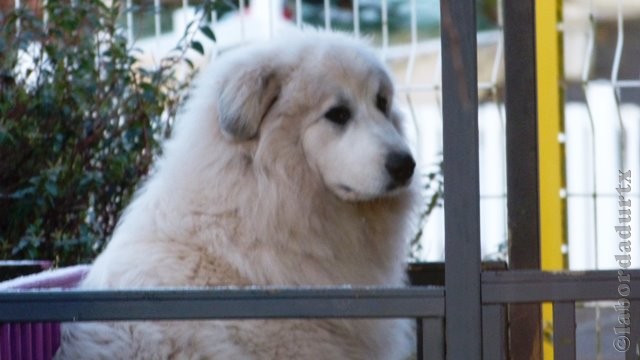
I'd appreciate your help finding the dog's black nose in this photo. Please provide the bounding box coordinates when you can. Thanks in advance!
[385,151,415,186]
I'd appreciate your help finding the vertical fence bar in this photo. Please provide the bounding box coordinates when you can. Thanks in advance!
[421,318,444,360]
[536,0,566,357]
[627,300,640,360]
[295,0,302,28]
[380,0,389,60]
[440,0,482,358]
[502,0,542,358]
[416,318,425,360]
[268,0,274,39]
[352,0,360,37]
[611,0,626,186]
[43,0,49,28]
[610,0,624,89]
[182,0,189,25]
[403,0,418,85]
[482,304,508,359]
[579,0,601,272]
[503,0,541,266]
[239,0,246,41]
[552,302,576,360]
[15,0,21,33]
[126,0,134,44]
[154,0,161,38]
[323,0,330,30]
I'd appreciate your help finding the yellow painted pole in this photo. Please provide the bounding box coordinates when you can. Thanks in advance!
[536,0,566,358]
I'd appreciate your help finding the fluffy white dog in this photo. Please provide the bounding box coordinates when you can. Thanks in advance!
[57,30,419,360]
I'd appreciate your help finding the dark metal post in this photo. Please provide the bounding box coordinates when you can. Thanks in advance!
[553,302,577,359]
[627,300,640,360]
[440,0,482,358]
[502,0,543,358]
[482,304,508,360]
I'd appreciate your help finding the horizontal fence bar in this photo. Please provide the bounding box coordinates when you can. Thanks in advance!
[0,286,444,323]
[482,270,640,303]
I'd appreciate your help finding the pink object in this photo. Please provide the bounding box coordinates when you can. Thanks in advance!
[0,265,89,291]
[0,265,90,360]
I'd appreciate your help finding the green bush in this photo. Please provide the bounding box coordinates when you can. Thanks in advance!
[0,0,214,265]
[0,0,442,266]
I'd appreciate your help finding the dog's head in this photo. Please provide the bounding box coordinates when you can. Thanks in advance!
[214,31,415,202]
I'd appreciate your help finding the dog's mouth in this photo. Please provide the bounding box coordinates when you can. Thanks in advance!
[335,181,408,202]
[338,184,355,193]
[336,184,368,201]
[386,180,405,192]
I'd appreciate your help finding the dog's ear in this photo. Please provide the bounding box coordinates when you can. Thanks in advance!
[217,56,282,141]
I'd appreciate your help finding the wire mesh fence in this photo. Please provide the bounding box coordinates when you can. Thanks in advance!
[563,0,640,272]
[6,0,639,268]
[2,0,508,261]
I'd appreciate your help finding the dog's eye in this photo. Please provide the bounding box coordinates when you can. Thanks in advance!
[376,94,388,114]
[325,105,352,126]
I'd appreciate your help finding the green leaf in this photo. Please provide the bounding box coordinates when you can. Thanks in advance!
[190,40,204,55]
[199,26,216,42]
[45,181,58,197]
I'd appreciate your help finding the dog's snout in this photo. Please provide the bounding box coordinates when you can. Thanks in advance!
[385,151,415,186]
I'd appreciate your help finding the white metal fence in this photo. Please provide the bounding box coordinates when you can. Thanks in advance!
[122,0,510,262]
[7,0,640,269]
[563,0,640,271]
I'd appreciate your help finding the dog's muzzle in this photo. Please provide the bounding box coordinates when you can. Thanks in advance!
[385,151,415,189]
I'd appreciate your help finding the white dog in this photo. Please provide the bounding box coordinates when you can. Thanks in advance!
[57,30,419,360]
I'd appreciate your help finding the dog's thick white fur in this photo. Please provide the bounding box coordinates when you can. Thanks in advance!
[56,30,419,360]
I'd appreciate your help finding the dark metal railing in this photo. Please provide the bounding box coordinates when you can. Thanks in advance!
[0,287,445,323]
